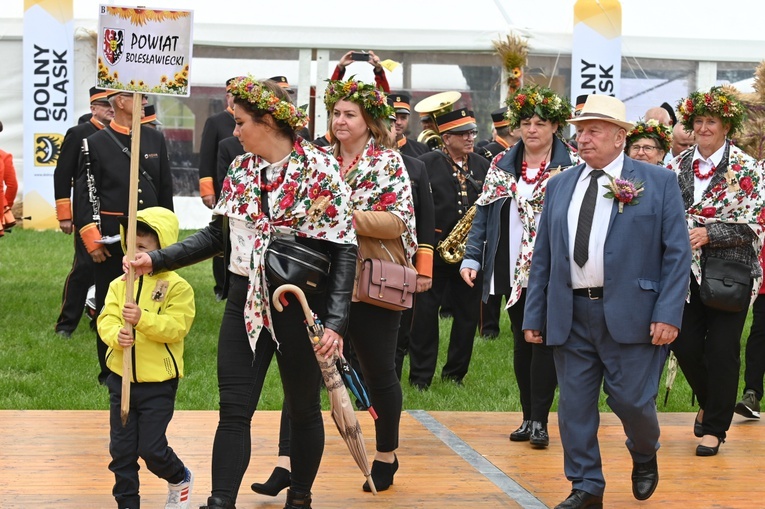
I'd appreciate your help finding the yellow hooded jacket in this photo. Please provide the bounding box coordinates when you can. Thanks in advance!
[98,207,195,383]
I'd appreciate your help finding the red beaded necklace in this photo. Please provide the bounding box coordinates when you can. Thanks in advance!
[521,160,547,185]
[337,153,361,172]
[260,161,288,192]
[693,159,715,180]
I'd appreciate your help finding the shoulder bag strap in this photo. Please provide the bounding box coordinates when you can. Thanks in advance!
[103,127,159,198]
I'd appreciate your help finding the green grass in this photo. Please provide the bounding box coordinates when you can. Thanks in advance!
[0,229,751,412]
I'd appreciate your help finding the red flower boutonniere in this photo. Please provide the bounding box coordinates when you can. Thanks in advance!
[602,176,644,213]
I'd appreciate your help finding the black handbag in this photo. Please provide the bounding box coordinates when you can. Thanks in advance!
[699,256,752,313]
[264,237,331,294]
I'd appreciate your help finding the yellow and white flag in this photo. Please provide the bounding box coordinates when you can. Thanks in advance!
[570,0,622,103]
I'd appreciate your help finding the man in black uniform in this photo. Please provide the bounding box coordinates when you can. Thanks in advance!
[483,107,519,160]
[53,87,114,338]
[378,113,436,380]
[75,90,174,383]
[409,109,489,389]
[198,77,238,300]
[388,93,429,158]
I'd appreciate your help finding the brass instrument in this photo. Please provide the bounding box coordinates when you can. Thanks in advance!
[437,204,476,264]
[414,91,461,150]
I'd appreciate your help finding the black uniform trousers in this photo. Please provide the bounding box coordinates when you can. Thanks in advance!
[106,374,186,509]
[409,263,482,387]
[55,228,95,334]
[672,277,750,439]
[479,294,502,337]
[744,294,765,399]
[505,289,557,423]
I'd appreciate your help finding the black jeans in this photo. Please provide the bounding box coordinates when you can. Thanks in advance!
[210,274,324,503]
[347,301,403,452]
[106,374,185,509]
[506,289,557,423]
[744,294,765,399]
[672,277,749,439]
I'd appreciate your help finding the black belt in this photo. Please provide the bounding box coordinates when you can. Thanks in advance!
[573,287,603,299]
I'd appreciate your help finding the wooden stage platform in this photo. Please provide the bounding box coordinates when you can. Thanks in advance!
[1,410,762,508]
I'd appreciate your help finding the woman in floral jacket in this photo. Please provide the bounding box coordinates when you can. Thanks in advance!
[325,78,417,492]
[460,85,574,449]
[667,86,765,457]
[129,77,358,509]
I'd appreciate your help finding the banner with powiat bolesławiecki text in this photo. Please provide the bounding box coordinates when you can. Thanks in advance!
[97,5,194,97]
[570,0,622,105]
[22,0,74,230]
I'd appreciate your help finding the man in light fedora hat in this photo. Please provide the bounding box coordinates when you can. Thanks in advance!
[523,94,691,508]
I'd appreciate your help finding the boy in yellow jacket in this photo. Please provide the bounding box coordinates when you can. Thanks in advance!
[98,207,195,509]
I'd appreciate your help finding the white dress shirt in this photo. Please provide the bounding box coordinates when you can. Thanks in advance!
[568,152,624,289]
[692,143,726,204]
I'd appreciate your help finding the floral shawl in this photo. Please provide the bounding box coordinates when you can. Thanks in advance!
[214,137,356,353]
[666,142,765,299]
[475,138,575,307]
[343,137,417,261]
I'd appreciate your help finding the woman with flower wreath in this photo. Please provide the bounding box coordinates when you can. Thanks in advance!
[625,119,672,166]
[324,78,417,492]
[667,86,765,457]
[460,85,575,449]
[128,77,358,509]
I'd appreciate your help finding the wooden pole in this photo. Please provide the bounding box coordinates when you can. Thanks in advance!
[121,92,144,426]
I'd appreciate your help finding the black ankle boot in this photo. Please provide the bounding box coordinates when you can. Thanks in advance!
[199,496,235,509]
[251,466,291,496]
[284,489,312,509]
[362,455,398,492]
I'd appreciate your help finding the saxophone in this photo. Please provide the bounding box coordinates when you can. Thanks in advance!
[436,204,476,264]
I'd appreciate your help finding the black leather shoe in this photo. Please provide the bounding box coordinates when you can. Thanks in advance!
[284,489,312,509]
[694,409,703,438]
[696,436,724,456]
[631,456,659,500]
[199,496,235,509]
[554,489,603,509]
[251,466,291,496]
[363,455,398,492]
[510,420,532,442]
[529,421,549,448]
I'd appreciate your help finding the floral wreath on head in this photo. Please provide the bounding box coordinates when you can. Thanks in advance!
[505,85,572,133]
[228,75,308,130]
[677,85,747,135]
[324,78,394,120]
[626,119,673,153]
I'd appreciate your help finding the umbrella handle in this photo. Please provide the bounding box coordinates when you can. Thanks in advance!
[271,284,316,327]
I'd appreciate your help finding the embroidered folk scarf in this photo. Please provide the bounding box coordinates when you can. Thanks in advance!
[667,142,765,300]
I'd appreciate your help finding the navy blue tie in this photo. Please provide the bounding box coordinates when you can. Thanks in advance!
[574,170,605,268]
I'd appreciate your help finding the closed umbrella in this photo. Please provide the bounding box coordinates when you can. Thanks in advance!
[272,284,377,494]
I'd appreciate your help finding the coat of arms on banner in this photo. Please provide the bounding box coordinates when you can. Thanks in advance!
[102,28,124,65]
[34,133,64,167]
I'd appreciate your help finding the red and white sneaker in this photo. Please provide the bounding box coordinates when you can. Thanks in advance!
[165,467,193,509]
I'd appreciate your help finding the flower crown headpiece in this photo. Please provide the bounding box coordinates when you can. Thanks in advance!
[229,75,308,130]
[677,86,746,135]
[324,78,394,120]
[626,119,673,153]
[505,85,572,133]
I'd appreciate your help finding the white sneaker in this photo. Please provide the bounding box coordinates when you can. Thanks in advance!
[165,467,193,509]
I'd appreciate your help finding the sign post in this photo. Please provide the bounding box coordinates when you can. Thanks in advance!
[97,4,193,425]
